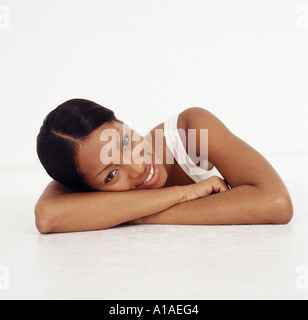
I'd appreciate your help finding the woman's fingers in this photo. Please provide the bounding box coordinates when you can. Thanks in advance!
[182,176,230,202]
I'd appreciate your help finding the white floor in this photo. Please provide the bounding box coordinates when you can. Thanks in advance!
[1,155,308,300]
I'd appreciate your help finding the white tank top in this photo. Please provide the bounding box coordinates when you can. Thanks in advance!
[164,113,223,183]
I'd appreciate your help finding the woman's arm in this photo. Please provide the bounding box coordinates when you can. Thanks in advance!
[135,183,291,225]
[137,108,293,225]
[35,180,183,233]
[35,176,228,233]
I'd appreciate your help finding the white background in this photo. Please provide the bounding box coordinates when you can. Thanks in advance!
[0,0,307,196]
[1,1,308,301]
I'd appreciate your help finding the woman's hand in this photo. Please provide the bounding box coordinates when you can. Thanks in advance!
[180,176,229,203]
[129,176,229,226]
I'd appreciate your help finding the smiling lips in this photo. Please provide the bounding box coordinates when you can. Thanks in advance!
[139,161,159,187]
[143,164,154,183]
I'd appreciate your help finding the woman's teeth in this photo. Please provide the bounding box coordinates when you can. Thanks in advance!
[143,164,154,183]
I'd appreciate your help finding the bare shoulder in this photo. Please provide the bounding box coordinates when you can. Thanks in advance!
[178,107,234,160]
[178,107,283,189]
[179,107,231,134]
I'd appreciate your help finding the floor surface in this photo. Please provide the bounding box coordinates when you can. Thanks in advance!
[1,155,308,300]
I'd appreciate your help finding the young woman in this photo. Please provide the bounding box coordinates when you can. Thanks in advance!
[35,99,293,233]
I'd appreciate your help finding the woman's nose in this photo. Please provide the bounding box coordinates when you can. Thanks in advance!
[125,163,145,179]
[123,138,145,165]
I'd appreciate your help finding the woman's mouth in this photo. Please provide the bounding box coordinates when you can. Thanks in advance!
[139,162,160,187]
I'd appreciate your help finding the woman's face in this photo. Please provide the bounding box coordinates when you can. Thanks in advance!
[77,120,168,191]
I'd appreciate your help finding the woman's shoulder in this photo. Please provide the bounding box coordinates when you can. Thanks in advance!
[179,107,222,130]
[149,108,188,135]
[149,107,222,138]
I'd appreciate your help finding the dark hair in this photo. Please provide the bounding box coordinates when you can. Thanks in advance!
[37,99,116,191]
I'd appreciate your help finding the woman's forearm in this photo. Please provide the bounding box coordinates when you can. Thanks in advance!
[138,185,293,225]
[35,186,185,233]
[35,176,231,233]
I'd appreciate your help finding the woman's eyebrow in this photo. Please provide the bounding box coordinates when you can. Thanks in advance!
[95,128,121,178]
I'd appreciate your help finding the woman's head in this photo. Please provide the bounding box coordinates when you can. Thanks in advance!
[37,99,168,192]
[37,99,116,191]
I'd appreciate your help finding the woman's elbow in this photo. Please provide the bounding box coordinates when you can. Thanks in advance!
[270,193,293,225]
[35,202,54,234]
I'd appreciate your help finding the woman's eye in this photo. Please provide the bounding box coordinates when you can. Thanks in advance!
[105,169,118,184]
[122,134,129,151]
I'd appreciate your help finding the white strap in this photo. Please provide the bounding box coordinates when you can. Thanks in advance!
[164,114,216,183]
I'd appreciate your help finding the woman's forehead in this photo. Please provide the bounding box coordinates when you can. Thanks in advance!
[77,121,130,175]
